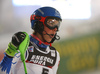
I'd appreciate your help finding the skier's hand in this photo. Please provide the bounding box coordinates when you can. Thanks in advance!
[5,32,30,57]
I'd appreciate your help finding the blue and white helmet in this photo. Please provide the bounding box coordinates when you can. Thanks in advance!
[30,6,62,30]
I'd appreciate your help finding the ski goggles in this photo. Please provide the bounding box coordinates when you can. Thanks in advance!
[30,15,61,30]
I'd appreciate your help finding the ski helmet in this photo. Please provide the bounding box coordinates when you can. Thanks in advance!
[30,6,62,31]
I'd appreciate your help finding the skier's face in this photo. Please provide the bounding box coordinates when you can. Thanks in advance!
[42,25,57,43]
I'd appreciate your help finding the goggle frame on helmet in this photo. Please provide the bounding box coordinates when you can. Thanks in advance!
[30,15,61,30]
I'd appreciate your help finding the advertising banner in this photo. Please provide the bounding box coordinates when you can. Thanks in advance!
[53,32,100,74]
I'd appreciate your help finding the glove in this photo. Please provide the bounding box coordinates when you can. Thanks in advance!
[5,32,30,57]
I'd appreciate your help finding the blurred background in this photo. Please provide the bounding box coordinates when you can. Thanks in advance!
[0,0,100,74]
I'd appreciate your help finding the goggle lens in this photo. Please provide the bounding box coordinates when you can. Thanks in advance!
[45,18,61,30]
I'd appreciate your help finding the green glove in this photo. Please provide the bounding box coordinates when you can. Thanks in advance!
[5,42,18,57]
[5,32,30,58]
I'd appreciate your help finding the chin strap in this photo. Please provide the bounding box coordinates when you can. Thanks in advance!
[43,30,60,43]
[50,33,60,43]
